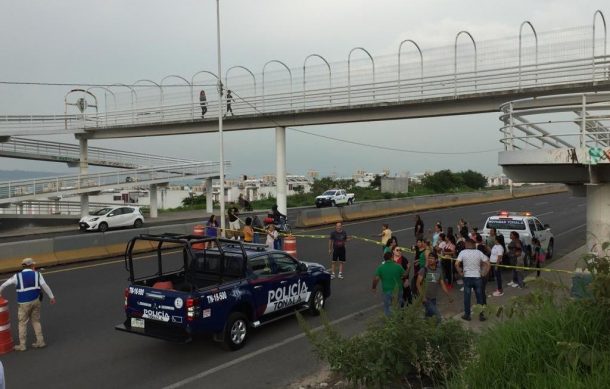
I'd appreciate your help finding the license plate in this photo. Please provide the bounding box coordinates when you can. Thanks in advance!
[131,318,145,329]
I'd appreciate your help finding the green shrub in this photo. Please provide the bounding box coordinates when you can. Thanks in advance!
[449,244,610,389]
[299,303,474,388]
[448,300,610,389]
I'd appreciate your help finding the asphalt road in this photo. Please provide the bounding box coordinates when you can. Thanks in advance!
[0,192,586,389]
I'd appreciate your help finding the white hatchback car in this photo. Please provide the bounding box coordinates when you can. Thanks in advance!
[79,206,144,232]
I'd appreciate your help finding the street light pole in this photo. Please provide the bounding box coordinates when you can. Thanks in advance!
[216,0,226,236]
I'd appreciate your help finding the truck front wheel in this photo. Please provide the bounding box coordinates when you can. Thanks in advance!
[223,312,249,351]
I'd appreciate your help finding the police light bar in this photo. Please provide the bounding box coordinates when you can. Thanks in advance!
[498,211,531,217]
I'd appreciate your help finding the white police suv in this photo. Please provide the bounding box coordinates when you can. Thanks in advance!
[481,211,554,258]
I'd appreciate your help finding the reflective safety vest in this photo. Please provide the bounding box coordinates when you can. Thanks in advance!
[16,270,41,303]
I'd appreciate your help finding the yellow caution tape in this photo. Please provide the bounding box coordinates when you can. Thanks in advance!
[200,224,579,275]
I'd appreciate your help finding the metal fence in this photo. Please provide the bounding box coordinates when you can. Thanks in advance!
[499,92,610,150]
[0,137,197,168]
[0,161,229,203]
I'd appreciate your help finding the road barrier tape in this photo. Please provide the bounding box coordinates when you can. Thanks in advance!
[205,225,582,276]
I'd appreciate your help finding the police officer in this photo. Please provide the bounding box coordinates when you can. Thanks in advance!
[0,257,56,351]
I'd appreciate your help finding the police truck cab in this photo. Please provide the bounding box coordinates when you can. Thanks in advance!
[481,211,554,258]
[116,234,331,350]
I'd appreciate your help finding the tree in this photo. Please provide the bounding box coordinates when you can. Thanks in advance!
[370,175,382,190]
[457,170,487,189]
[421,170,463,193]
[311,177,337,194]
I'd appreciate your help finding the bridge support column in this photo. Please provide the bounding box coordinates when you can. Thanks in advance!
[79,138,89,218]
[205,178,213,213]
[149,184,158,218]
[586,183,610,254]
[275,126,287,215]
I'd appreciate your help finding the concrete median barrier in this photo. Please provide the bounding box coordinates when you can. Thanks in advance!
[147,223,191,236]
[53,234,108,264]
[0,239,57,273]
[104,228,152,257]
[296,207,343,228]
[298,184,567,227]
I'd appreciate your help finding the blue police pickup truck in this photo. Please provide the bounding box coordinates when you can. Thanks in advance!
[115,234,331,350]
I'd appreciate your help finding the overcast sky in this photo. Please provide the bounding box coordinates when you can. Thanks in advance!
[0,0,608,178]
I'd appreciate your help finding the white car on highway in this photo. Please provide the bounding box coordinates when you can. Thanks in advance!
[79,206,144,232]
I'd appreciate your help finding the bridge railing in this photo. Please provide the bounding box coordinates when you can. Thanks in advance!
[499,92,610,150]
[86,55,610,129]
[0,161,228,202]
[0,137,197,168]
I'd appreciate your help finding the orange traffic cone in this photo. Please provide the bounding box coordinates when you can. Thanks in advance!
[0,297,14,354]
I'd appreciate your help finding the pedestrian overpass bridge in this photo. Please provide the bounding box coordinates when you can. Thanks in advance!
[0,17,608,139]
[0,11,609,249]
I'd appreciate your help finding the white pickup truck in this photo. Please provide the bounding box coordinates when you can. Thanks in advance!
[315,189,355,208]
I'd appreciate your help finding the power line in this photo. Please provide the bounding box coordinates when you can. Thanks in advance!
[0,81,216,88]
[230,90,501,156]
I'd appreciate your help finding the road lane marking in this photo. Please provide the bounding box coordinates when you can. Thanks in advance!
[577,203,585,207]
[162,303,382,389]
[391,227,414,233]
[555,223,586,237]
[536,211,554,217]
[480,210,499,215]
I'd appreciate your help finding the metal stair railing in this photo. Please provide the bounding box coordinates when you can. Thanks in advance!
[0,161,229,203]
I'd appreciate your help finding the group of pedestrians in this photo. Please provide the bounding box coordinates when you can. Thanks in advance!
[369,214,541,321]
[204,203,284,250]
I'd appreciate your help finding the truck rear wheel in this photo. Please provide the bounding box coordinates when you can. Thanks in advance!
[223,312,248,351]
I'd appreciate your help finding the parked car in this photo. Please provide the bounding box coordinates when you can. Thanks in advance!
[79,206,144,232]
[315,189,355,208]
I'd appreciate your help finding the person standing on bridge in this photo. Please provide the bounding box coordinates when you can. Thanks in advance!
[0,258,56,351]
[199,90,207,118]
[225,89,234,116]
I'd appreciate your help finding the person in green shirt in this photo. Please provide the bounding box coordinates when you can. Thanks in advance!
[372,252,406,316]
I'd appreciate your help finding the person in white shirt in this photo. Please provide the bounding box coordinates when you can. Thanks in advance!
[265,224,279,250]
[490,235,506,297]
[455,239,490,321]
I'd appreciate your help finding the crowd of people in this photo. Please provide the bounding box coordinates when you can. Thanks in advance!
[368,215,546,320]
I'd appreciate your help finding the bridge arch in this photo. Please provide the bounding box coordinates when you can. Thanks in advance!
[518,21,539,89]
[454,30,477,96]
[397,39,423,99]
[348,47,375,105]
[303,54,332,108]
[262,60,293,111]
